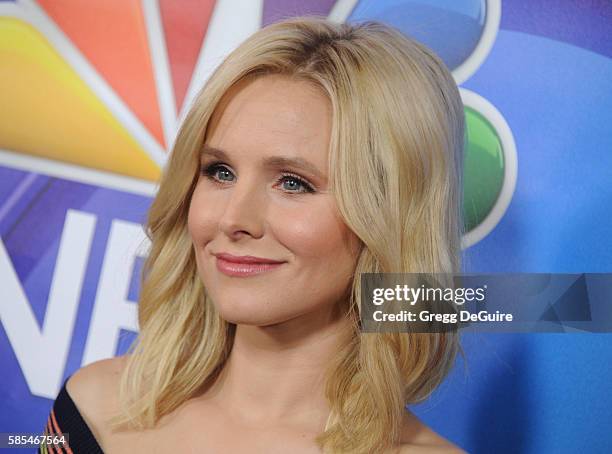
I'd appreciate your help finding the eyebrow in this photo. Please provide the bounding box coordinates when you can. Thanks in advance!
[201,144,326,180]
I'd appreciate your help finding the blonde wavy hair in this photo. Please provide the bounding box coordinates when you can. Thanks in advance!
[109,16,465,453]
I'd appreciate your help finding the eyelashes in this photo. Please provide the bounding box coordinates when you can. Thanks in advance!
[200,161,316,194]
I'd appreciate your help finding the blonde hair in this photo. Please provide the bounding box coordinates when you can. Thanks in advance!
[109,16,465,453]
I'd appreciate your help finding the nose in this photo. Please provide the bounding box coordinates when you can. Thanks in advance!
[218,174,266,239]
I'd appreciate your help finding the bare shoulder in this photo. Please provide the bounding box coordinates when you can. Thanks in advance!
[65,355,129,440]
[395,410,466,454]
[66,355,128,405]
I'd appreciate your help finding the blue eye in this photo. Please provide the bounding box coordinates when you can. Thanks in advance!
[200,162,315,194]
[278,174,315,193]
[203,163,234,182]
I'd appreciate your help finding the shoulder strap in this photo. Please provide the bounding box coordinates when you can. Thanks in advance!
[40,375,105,454]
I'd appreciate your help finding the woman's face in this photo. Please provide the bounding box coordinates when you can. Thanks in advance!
[187,74,362,327]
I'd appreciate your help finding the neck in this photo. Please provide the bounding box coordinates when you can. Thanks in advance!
[207,301,355,429]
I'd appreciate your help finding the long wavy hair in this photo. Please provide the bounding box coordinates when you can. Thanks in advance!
[108,16,465,453]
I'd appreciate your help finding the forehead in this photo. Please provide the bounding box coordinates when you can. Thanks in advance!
[205,74,332,164]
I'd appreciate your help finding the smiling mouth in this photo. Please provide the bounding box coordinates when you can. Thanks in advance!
[215,256,285,277]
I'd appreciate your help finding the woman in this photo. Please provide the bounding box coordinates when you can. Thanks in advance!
[41,16,465,454]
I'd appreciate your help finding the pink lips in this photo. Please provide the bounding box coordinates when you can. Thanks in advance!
[213,252,286,277]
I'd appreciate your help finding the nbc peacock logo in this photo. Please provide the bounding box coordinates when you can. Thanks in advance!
[0,0,515,248]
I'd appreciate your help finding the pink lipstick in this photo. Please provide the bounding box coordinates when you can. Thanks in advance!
[214,252,285,277]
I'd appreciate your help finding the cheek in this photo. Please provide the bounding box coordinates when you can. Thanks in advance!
[279,206,359,314]
[187,187,216,247]
[279,203,355,264]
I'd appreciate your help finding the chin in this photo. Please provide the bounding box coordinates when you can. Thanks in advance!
[218,313,290,327]
[212,299,290,326]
